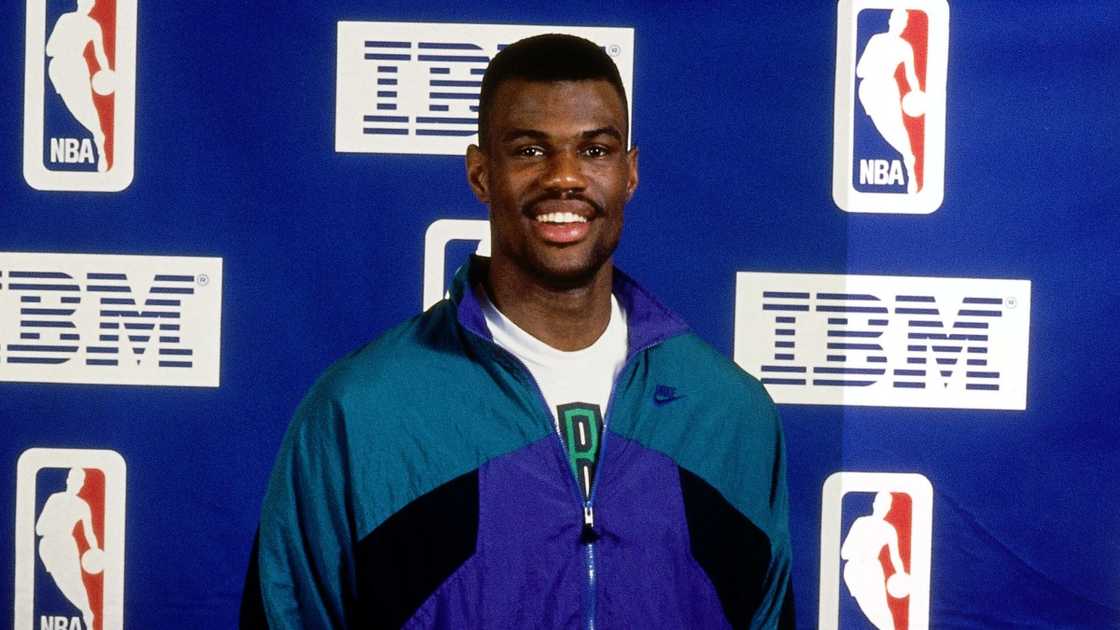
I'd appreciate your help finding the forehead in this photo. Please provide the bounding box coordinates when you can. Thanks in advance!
[488,79,628,137]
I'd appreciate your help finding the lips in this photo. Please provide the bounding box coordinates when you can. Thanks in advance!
[535,211,588,224]
[527,198,598,219]
[526,199,597,245]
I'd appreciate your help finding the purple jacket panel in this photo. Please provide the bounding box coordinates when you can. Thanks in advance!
[404,432,731,629]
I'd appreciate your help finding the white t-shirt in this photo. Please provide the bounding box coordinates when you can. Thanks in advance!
[477,287,628,499]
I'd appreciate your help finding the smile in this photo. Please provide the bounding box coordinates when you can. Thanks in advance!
[534,212,589,224]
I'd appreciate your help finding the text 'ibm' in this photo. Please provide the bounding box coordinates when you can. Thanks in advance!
[1,270,199,368]
[759,290,1009,391]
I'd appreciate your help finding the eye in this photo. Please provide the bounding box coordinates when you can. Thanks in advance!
[581,145,610,158]
[513,145,545,158]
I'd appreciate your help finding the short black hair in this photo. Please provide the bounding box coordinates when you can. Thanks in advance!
[476,33,628,150]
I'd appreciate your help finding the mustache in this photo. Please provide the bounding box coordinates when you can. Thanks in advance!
[521,191,604,218]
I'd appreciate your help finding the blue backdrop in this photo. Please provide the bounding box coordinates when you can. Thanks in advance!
[3,1,1118,627]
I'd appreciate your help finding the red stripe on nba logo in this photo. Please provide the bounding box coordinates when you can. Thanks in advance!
[897,10,927,191]
[881,492,913,630]
[76,468,106,630]
[82,0,116,169]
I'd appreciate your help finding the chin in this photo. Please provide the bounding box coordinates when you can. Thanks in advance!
[529,251,611,288]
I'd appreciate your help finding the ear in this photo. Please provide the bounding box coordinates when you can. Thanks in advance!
[465,144,490,204]
[625,145,639,201]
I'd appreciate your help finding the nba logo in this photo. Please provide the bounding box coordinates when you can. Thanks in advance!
[832,0,948,214]
[819,472,933,630]
[14,448,126,630]
[23,0,137,191]
[422,218,491,310]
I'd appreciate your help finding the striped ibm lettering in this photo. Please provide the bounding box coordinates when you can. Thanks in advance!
[2,270,196,368]
[761,291,1005,391]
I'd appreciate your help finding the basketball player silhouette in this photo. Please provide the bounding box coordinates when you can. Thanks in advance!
[840,492,908,630]
[856,9,922,193]
[36,468,99,630]
[46,0,112,172]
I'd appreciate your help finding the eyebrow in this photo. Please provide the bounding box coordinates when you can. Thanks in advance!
[501,128,549,144]
[500,126,624,144]
[581,126,623,142]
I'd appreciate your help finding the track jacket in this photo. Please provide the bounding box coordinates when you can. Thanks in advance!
[244,257,794,629]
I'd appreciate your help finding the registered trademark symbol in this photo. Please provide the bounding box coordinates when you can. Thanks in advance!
[608,44,621,57]
[198,274,210,287]
[1005,296,1017,309]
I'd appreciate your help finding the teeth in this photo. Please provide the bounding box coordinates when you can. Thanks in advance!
[535,212,588,224]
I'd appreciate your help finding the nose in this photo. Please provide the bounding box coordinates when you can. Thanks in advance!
[540,149,587,192]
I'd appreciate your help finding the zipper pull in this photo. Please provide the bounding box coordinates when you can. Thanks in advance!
[580,504,599,544]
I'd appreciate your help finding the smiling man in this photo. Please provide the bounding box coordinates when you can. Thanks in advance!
[245,34,793,629]
[468,70,633,351]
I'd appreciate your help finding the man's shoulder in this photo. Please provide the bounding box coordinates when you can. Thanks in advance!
[279,298,499,467]
[618,331,780,464]
[309,299,469,401]
[653,332,773,413]
[620,332,788,540]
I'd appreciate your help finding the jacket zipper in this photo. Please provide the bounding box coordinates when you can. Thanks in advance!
[583,508,598,630]
[579,341,656,630]
[505,353,600,629]
[483,336,661,630]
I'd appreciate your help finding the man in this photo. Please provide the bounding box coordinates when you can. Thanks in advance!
[244,34,793,629]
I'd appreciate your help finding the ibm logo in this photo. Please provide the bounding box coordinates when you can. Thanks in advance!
[336,22,634,155]
[734,272,1031,410]
[360,40,487,140]
[0,253,222,387]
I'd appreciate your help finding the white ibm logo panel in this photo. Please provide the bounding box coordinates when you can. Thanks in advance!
[336,21,634,155]
[734,272,1031,410]
[0,253,223,387]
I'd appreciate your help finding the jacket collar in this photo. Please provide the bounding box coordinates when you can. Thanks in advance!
[449,255,689,358]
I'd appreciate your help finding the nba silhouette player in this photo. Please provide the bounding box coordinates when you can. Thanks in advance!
[46,0,111,172]
[36,468,99,630]
[855,8,922,193]
[840,492,908,630]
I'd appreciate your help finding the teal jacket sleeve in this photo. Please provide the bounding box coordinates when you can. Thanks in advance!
[255,385,356,629]
[749,400,795,630]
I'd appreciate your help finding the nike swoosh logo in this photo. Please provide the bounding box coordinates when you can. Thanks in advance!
[653,386,685,406]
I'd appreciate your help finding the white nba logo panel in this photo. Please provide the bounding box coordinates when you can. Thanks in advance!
[820,472,933,630]
[0,252,223,387]
[336,22,634,156]
[15,448,126,630]
[734,272,1031,410]
[832,0,949,213]
[23,0,137,191]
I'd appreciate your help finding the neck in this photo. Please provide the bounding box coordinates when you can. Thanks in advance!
[484,256,614,352]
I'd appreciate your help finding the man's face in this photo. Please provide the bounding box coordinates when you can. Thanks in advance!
[467,79,638,287]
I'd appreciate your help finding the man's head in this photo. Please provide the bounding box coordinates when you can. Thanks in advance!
[467,34,637,289]
[476,34,629,151]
